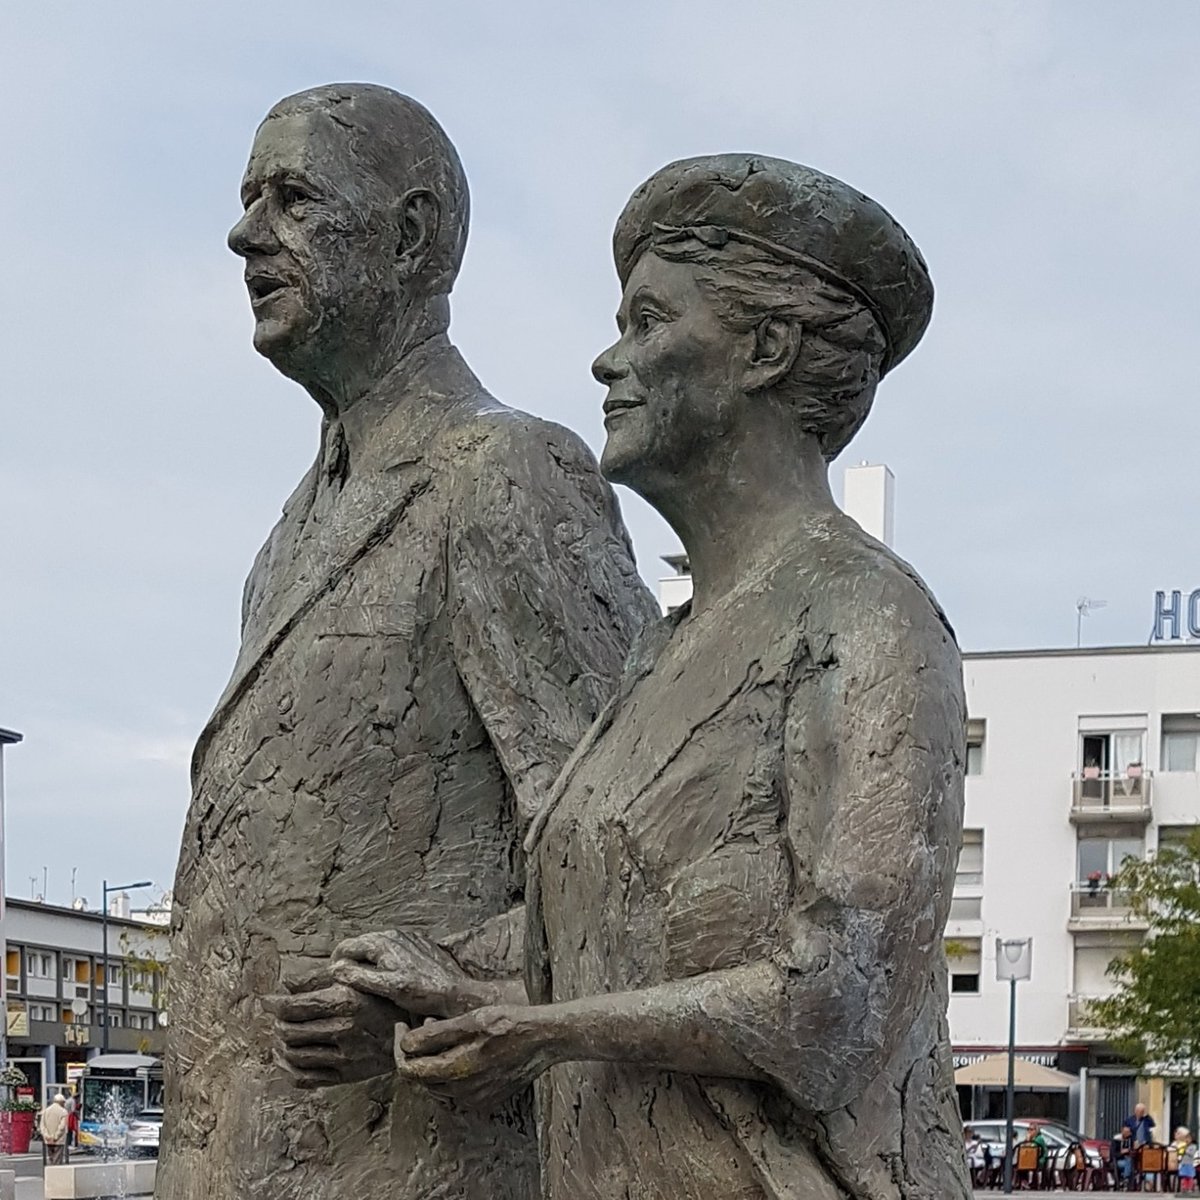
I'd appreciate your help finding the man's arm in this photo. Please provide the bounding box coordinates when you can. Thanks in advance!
[331,421,655,1007]
[445,414,657,831]
[271,419,655,1084]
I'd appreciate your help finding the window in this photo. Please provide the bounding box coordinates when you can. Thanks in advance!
[948,896,982,922]
[108,1013,121,1028]
[947,937,981,994]
[1079,727,1145,776]
[1162,715,1200,773]
[25,951,54,979]
[61,958,74,981]
[107,965,120,986]
[956,829,984,888]
[64,1004,89,1024]
[1077,833,1144,882]
[30,1004,55,1022]
[1158,825,1199,852]
[966,719,986,776]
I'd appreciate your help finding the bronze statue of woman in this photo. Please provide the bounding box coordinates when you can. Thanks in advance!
[353,155,972,1199]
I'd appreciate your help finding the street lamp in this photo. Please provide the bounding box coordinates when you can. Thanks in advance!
[996,937,1033,1195]
[100,880,153,1052]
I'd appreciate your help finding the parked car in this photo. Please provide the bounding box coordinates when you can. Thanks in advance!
[125,1108,162,1158]
[964,1118,1105,1170]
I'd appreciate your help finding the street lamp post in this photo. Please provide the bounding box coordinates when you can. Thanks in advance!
[100,880,153,1052]
[996,937,1033,1195]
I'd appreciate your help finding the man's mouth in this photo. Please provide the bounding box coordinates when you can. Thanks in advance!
[602,397,644,418]
[245,273,293,306]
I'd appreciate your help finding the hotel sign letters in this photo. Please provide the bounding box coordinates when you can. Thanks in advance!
[1153,590,1200,641]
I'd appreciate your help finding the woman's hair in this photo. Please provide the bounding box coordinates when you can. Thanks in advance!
[651,238,888,460]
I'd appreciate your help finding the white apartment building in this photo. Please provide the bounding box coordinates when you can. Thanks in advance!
[954,643,1200,1139]
[4,897,169,1100]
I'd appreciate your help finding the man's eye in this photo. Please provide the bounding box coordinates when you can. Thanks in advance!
[636,310,662,333]
[279,185,312,212]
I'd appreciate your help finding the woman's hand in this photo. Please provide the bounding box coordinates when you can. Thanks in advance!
[331,929,499,1020]
[395,1004,560,1108]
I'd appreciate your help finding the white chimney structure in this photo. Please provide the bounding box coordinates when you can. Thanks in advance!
[841,461,895,547]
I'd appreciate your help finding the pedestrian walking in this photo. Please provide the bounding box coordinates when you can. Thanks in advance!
[38,1092,69,1166]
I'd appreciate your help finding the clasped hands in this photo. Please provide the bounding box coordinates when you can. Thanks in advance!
[262,930,557,1107]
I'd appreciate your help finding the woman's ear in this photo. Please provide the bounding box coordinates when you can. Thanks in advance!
[743,317,802,392]
[395,188,441,281]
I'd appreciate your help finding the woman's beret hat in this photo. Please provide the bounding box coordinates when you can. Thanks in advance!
[613,154,934,374]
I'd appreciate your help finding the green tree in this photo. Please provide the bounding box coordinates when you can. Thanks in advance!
[1088,828,1200,1130]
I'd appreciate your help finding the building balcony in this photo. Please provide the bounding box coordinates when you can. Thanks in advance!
[944,893,983,938]
[1066,995,1113,1041]
[1070,770,1153,824]
[1067,885,1150,932]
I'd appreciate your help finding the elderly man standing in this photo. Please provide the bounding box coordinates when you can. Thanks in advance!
[38,1093,69,1165]
[157,84,656,1200]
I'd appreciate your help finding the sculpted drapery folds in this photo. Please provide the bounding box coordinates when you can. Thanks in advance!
[386,156,973,1200]
[157,85,656,1200]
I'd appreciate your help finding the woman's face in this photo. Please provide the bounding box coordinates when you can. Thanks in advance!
[593,251,748,492]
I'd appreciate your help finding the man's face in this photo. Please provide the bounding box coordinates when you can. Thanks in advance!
[592,252,746,492]
[227,107,400,375]
[1135,1104,1147,1118]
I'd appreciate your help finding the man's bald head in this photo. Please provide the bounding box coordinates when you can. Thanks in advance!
[266,84,470,296]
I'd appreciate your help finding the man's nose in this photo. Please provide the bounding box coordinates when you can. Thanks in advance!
[591,342,627,386]
[228,200,281,258]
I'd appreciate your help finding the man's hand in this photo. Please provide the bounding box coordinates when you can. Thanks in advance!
[263,971,402,1089]
[331,929,498,1020]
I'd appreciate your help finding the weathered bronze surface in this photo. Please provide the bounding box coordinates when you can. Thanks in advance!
[156,85,656,1200]
[388,156,971,1199]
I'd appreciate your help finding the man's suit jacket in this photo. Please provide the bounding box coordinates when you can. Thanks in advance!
[158,342,657,1200]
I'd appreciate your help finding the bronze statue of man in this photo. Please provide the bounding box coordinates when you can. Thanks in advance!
[376,155,972,1199]
[157,84,656,1200]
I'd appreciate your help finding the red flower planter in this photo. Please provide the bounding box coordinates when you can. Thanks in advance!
[0,1110,34,1154]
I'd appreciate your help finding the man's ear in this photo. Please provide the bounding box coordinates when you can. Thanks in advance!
[743,317,802,392]
[395,188,441,281]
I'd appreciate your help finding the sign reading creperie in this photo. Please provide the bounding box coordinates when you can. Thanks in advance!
[954,1051,1062,1069]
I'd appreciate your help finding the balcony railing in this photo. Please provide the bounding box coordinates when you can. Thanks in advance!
[1067,995,1112,1039]
[1071,769,1153,822]
[1068,884,1148,929]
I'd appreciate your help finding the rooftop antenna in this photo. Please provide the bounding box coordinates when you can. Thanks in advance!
[28,876,37,899]
[1076,597,1107,648]
[71,867,78,904]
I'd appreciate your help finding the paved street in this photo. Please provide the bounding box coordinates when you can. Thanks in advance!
[1,1152,44,1199]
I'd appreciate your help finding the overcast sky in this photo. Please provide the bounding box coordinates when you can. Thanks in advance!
[2,1,1197,908]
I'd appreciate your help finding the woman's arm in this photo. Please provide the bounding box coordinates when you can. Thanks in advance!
[396,965,772,1107]
[401,577,964,1115]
